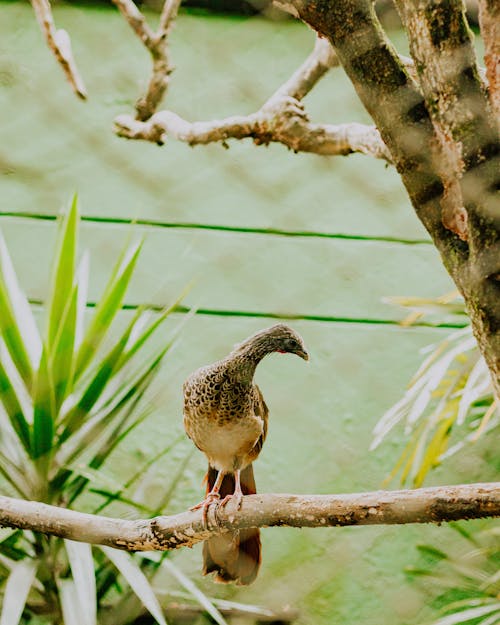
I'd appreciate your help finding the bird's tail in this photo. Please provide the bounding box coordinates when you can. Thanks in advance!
[202,464,261,585]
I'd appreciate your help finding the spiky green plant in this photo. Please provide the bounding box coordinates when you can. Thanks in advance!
[407,524,500,625]
[371,293,498,488]
[0,197,229,625]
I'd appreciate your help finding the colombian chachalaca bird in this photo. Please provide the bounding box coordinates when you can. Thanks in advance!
[183,324,308,585]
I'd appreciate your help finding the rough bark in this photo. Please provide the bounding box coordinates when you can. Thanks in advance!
[478,0,500,121]
[276,0,500,400]
[0,483,498,552]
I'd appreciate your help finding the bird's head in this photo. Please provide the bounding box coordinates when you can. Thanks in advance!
[245,324,309,361]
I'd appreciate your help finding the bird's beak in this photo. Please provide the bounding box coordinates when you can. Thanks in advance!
[297,349,309,361]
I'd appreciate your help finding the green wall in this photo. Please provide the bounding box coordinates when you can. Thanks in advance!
[0,5,495,624]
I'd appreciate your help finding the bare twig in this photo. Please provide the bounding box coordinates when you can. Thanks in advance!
[111,0,181,120]
[30,0,87,99]
[111,0,156,47]
[0,483,498,552]
[159,0,182,33]
[269,36,339,101]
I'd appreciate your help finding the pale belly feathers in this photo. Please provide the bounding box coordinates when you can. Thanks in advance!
[188,414,264,472]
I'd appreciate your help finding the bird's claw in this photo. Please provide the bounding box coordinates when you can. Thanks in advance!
[219,491,243,511]
[190,493,221,528]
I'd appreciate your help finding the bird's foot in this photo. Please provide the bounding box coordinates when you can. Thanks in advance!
[190,492,221,527]
[219,491,244,511]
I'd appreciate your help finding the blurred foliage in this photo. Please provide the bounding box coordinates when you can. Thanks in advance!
[0,196,230,625]
[371,293,498,488]
[407,524,500,625]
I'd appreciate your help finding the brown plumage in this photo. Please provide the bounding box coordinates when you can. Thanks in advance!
[183,324,308,585]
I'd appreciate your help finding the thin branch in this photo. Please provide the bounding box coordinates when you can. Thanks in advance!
[0,483,498,553]
[111,0,156,48]
[30,0,87,100]
[111,0,181,120]
[269,36,339,101]
[114,35,390,160]
[114,108,390,159]
[158,0,182,33]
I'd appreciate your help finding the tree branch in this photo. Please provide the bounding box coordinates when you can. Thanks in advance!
[111,0,156,47]
[114,35,390,160]
[114,108,390,159]
[30,0,87,100]
[112,0,182,120]
[0,483,498,552]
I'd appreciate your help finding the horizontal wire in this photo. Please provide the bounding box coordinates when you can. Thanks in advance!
[0,212,432,246]
[28,298,467,329]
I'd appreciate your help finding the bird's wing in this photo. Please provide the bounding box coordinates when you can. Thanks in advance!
[251,384,269,454]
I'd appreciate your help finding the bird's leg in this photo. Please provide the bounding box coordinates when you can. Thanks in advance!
[190,470,225,526]
[219,469,244,510]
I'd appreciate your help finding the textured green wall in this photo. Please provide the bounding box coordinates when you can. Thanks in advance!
[0,5,495,624]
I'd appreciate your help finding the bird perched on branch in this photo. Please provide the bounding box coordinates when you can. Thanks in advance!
[183,324,308,585]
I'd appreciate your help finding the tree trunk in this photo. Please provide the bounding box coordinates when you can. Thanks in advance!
[279,0,500,398]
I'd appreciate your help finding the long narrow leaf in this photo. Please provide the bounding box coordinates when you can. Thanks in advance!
[115,286,191,373]
[413,415,455,487]
[0,359,31,453]
[0,236,35,388]
[0,530,30,562]
[52,284,78,413]
[64,540,96,625]
[0,232,41,369]
[89,489,154,514]
[100,547,168,625]
[74,251,89,350]
[64,395,153,505]
[432,603,500,625]
[59,308,143,442]
[59,579,91,625]
[161,558,227,625]
[0,559,36,625]
[46,195,78,351]
[0,445,31,498]
[59,344,168,474]
[74,240,143,381]
[32,346,55,460]
[93,434,185,515]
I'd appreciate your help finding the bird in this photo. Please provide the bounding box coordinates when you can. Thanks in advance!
[183,323,308,585]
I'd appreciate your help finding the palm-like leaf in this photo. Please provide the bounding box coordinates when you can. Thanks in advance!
[0,559,37,625]
[0,196,192,623]
[64,540,96,625]
[373,294,497,487]
[100,547,168,625]
[407,526,500,625]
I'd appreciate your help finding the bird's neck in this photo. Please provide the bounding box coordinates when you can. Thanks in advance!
[224,339,275,384]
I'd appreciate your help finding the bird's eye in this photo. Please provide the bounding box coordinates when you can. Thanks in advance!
[287,339,299,350]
